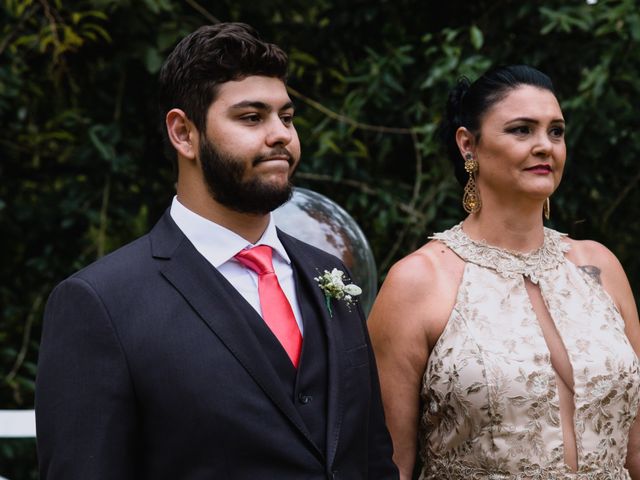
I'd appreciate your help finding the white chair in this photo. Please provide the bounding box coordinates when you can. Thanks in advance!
[0,410,36,480]
[0,410,36,438]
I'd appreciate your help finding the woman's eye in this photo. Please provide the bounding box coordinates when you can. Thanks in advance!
[508,126,530,135]
[549,126,565,138]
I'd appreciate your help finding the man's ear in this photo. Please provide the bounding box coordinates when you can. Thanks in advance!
[455,126,476,159]
[166,109,198,160]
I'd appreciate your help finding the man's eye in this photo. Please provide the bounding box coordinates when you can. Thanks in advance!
[280,114,294,125]
[242,114,261,123]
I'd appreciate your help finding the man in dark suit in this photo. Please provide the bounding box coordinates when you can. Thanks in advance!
[35,22,398,480]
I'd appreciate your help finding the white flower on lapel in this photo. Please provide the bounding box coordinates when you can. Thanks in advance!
[314,268,362,316]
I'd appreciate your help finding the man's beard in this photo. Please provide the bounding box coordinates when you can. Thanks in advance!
[200,136,295,215]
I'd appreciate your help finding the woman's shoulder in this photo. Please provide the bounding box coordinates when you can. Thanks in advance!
[371,239,465,351]
[563,236,634,311]
[387,239,462,286]
[378,239,465,319]
[565,236,640,353]
[564,237,623,273]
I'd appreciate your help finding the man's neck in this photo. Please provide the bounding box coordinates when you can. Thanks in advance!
[176,192,270,244]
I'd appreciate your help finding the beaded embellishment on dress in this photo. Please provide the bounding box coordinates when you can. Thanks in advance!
[430,222,570,284]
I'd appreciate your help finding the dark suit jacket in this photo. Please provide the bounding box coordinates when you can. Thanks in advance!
[36,211,398,480]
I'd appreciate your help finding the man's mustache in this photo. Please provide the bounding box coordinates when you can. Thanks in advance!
[252,147,294,166]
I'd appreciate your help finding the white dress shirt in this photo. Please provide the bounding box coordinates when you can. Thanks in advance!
[169,196,304,335]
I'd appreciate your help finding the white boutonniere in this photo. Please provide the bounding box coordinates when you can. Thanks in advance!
[314,268,362,317]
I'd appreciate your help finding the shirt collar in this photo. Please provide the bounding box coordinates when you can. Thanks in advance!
[169,196,291,268]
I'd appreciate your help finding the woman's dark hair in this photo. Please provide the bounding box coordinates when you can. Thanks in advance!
[439,65,557,186]
[158,22,289,165]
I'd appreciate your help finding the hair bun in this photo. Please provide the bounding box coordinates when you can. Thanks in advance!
[446,76,470,128]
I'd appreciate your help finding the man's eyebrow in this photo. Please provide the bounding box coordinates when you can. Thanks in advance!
[229,100,295,111]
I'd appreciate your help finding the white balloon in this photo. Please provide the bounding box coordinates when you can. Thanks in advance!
[273,187,377,314]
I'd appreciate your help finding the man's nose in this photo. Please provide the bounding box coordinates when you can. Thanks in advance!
[265,116,293,146]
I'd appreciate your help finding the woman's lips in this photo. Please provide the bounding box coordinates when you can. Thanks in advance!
[524,164,552,174]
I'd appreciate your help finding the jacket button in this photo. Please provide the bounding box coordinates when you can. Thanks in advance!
[298,393,312,404]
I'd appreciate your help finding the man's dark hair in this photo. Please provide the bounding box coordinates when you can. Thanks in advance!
[158,22,289,167]
[439,64,557,186]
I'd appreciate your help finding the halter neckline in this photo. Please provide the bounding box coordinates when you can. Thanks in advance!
[430,222,570,284]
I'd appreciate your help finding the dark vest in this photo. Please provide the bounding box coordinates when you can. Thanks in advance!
[242,264,329,454]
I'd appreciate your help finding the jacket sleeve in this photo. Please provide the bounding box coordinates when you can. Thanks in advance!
[337,258,398,479]
[360,304,400,479]
[36,277,139,480]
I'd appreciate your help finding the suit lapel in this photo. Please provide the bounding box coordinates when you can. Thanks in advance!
[278,230,346,467]
[149,213,322,459]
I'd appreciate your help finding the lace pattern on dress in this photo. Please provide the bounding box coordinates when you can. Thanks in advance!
[419,458,631,480]
[430,222,570,284]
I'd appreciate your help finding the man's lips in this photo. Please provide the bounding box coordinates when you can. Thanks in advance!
[524,164,552,174]
[262,155,290,162]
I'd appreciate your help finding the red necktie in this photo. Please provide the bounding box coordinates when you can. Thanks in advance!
[235,245,302,367]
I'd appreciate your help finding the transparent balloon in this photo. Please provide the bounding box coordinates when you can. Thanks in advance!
[273,188,377,314]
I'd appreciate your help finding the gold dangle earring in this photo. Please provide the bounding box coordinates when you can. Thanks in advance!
[543,197,550,220]
[462,152,481,214]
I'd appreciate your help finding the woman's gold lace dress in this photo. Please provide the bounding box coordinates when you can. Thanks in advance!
[420,224,640,479]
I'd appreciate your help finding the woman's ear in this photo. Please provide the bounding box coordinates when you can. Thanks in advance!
[166,109,197,160]
[455,126,476,159]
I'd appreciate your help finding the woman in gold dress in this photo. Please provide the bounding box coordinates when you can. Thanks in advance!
[369,65,640,479]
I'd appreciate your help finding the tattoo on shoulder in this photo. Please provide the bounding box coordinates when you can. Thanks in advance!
[579,265,602,284]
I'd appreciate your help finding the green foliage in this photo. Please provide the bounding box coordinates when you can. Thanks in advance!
[2,0,640,475]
